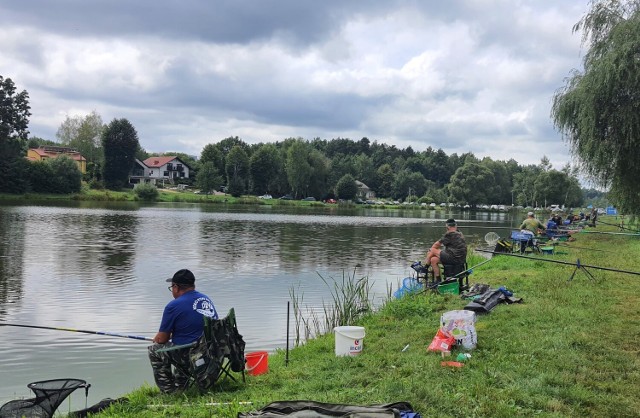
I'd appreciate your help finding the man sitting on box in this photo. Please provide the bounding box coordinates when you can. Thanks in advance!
[424,218,467,283]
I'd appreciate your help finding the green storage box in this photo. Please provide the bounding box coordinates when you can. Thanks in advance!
[438,280,459,295]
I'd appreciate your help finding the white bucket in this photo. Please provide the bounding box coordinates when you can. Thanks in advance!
[440,310,477,350]
[334,326,365,356]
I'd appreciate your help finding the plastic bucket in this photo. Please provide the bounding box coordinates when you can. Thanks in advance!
[540,246,554,255]
[440,310,477,350]
[245,351,269,376]
[334,326,365,356]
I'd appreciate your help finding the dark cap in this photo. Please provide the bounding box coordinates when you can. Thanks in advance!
[166,269,195,285]
[445,218,457,227]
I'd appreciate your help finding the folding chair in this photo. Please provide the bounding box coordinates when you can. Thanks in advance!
[0,378,90,418]
[443,262,470,292]
[158,308,246,393]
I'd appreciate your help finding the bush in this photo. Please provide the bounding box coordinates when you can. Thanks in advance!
[88,179,105,190]
[134,183,159,201]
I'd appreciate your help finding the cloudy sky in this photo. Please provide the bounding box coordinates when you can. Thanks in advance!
[1,0,590,168]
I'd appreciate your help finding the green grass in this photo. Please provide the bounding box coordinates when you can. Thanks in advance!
[93,222,640,418]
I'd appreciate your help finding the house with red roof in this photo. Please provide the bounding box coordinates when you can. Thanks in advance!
[129,156,192,186]
[27,146,87,174]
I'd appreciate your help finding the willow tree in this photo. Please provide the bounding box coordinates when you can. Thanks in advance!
[552,0,640,216]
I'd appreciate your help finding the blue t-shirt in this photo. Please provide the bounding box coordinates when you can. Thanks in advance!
[159,290,218,345]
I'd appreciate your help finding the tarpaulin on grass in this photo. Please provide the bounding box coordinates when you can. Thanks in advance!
[238,400,420,418]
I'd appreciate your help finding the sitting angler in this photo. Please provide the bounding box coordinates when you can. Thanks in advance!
[519,212,546,252]
[148,269,218,394]
[424,218,467,282]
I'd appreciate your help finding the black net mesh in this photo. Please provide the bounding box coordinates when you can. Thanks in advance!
[0,378,89,418]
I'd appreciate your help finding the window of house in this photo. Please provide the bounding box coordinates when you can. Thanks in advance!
[167,163,173,170]
[163,171,169,177]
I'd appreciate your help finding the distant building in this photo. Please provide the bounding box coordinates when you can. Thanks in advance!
[355,180,375,199]
[129,156,192,185]
[27,146,87,174]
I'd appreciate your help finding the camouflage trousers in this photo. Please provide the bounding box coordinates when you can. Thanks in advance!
[148,342,192,394]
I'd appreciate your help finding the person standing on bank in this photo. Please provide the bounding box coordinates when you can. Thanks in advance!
[148,269,218,394]
[424,218,467,282]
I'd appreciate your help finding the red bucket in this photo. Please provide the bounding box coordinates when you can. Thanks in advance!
[245,351,268,376]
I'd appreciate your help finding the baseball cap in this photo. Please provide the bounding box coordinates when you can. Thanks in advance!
[445,218,457,227]
[527,211,534,216]
[166,268,195,285]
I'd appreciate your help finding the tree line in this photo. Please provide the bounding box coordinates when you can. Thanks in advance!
[0,79,588,208]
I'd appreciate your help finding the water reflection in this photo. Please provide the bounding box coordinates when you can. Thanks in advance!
[0,208,25,318]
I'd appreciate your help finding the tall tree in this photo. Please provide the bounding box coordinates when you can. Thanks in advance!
[56,111,105,179]
[392,170,427,200]
[0,75,31,193]
[307,149,330,198]
[200,143,224,177]
[448,162,496,207]
[196,161,223,195]
[285,140,313,198]
[102,118,140,190]
[375,163,395,199]
[249,143,281,195]
[335,173,358,200]
[0,76,30,149]
[225,145,250,197]
[552,0,640,215]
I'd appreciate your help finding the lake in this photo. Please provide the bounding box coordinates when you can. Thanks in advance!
[0,201,517,408]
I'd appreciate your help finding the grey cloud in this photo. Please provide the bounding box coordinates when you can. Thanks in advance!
[2,0,591,168]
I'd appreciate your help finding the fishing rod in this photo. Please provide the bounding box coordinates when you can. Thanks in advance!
[475,249,640,276]
[597,220,639,233]
[0,323,154,341]
[428,225,514,230]
[580,230,640,237]
[453,258,493,276]
[552,242,617,253]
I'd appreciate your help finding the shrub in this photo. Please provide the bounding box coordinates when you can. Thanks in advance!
[134,183,158,201]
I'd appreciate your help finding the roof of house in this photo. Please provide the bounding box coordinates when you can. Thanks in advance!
[143,156,180,168]
[29,147,86,162]
[355,180,370,190]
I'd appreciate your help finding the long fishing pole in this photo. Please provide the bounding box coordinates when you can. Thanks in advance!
[597,220,639,233]
[475,249,640,276]
[0,323,154,341]
[429,225,514,230]
[453,258,493,276]
[580,230,640,236]
[552,242,617,253]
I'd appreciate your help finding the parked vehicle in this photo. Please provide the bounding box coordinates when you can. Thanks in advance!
[325,198,337,204]
[279,194,294,200]
[302,197,316,201]
[259,194,273,199]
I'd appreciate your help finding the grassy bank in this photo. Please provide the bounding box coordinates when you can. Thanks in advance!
[91,220,639,418]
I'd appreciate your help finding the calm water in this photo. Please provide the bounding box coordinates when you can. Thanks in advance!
[0,201,516,408]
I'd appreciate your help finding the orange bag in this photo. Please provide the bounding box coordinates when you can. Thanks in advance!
[427,328,455,352]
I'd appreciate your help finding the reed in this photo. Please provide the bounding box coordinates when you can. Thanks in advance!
[289,269,374,346]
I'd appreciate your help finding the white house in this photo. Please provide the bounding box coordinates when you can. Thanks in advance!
[355,180,375,199]
[129,156,192,186]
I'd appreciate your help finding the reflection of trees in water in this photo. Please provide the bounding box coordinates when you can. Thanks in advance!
[198,220,282,272]
[196,217,440,275]
[98,215,138,283]
[46,212,138,285]
[0,209,26,317]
